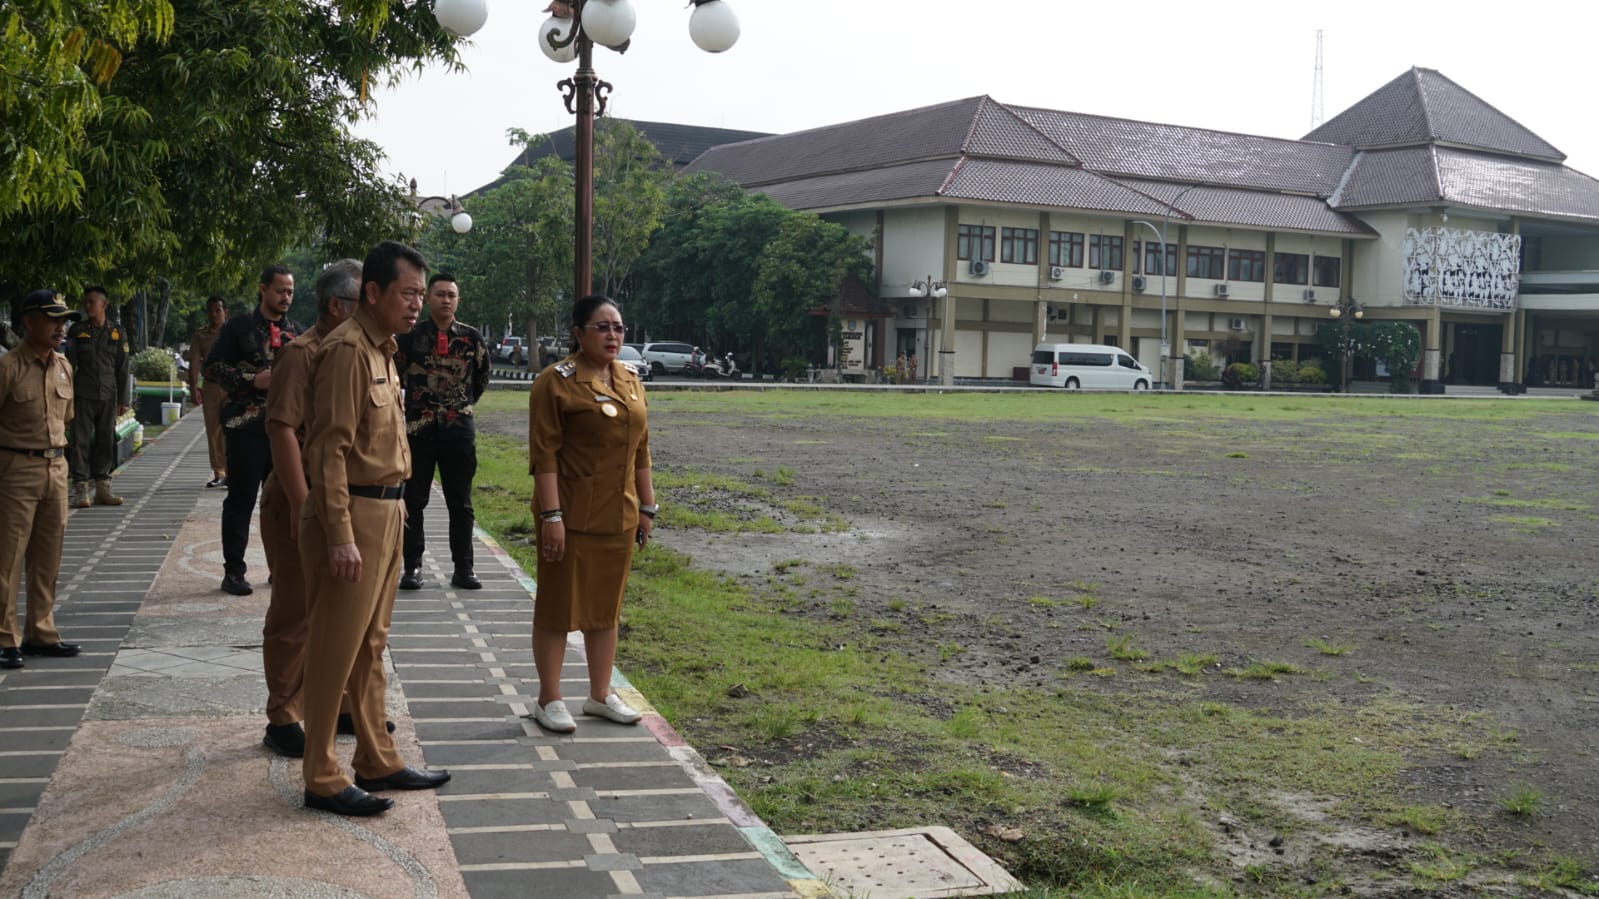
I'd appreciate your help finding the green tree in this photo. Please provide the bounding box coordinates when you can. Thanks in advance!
[422,153,573,344]
[2,0,460,344]
[591,119,669,298]
[1367,321,1423,393]
[751,214,873,372]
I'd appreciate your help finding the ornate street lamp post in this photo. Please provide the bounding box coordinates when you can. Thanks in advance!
[408,177,473,240]
[434,0,739,303]
[1130,184,1199,390]
[907,277,948,385]
[1327,297,1364,393]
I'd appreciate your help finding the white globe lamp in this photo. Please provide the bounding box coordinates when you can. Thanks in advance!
[434,0,489,38]
[538,14,579,63]
[688,0,739,53]
[580,0,636,47]
[451,210,473,234]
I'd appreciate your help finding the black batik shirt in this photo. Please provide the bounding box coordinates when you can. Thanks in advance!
[394,318,490,440]
[204,308,302,433]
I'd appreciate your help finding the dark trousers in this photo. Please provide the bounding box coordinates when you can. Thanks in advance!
[403,435,477,572]
[69,396,117,483]
[222,429,273,577]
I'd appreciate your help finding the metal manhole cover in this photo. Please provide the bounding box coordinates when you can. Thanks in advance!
[784,826,1021,897]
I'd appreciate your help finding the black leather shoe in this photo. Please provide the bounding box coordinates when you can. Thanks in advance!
[355,766,451,791]
[205,476,227,488]
[262,722,305,757]
[336,712,396,735]
[304,785,393,816]
[398,567,423,590]
[0,648,22,669]
[450,570,482,590]
[221,573,253,596]
[21,641,80,657]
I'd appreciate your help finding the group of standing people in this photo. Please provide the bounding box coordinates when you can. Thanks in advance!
[2,243,659,820]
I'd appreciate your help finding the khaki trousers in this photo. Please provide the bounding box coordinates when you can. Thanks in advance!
[201,383,226,477]
[300,495,404,796]
[0,453,66,648]
[258,472,305,725]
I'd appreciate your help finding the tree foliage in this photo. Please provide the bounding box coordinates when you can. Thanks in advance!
[2,0,461,346]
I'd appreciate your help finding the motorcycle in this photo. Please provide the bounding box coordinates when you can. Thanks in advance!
[699,352,740,379]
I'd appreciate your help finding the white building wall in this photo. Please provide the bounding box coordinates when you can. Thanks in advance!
[1353,211,1411,306]
[880,208,946,298]
[958,207,1044,289]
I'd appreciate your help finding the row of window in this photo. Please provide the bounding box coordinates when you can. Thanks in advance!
[958,225,1343,287]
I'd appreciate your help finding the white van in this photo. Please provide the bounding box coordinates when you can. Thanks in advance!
[1030,343,1152,390]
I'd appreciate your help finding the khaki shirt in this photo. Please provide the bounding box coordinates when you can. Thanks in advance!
[0,345,75,450]
[528,357,651,535]
[264,320,333,447]
[303,308,409,546]
[189,324,221,391]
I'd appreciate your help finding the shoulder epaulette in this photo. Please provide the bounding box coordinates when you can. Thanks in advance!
[554,360,576,378]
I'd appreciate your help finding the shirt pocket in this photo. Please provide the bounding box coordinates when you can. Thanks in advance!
[561,473,626,535]
[366,386,398,444]
[10,377,43,407]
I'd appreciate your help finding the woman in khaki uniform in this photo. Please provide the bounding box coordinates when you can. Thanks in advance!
[528,295,656,733]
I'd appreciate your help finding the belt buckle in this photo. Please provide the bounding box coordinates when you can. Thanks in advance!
[44,448,63,459]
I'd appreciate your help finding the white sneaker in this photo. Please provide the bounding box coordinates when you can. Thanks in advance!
[533,700,576,733]
[583,694,642,725]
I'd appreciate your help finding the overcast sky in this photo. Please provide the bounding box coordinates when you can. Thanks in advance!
[355,1,1599,199]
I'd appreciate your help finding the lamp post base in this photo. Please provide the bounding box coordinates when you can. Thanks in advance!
[1419,379,1446,395]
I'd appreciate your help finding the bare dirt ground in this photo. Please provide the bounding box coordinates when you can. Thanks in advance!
[483,390,1599,894]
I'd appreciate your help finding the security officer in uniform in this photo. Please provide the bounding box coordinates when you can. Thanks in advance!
[258,260,360,758]
[395,272,490,591]
[205,265,302,596]
[0,291,85,669]
[189,296,230,488]
[299,241,449,816]
[67,286,129,508]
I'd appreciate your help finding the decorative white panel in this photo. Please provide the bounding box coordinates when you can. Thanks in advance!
[1402,227,1522,309]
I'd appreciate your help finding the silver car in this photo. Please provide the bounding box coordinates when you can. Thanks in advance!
[617,345,653,381]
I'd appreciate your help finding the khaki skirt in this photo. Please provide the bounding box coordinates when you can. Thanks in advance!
[533,525,636,632]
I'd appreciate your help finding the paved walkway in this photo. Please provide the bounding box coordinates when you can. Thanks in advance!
[0,412,822,898]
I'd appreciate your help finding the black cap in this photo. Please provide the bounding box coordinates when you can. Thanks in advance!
[20,290,83,322]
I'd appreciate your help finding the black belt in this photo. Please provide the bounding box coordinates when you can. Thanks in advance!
[0,446,67,459]
[349,484,404,500]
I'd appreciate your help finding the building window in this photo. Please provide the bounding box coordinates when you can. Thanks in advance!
[1133,240,1178,276]
[1227,249,1266,282]
[958,225,996,262]
[1001,227,1039,265]
[1274,253,1309,285]
[1187,245,1226,279]
[1089,235,1123,271]
[1049,231,1085,268]
[1313,255,1342,288]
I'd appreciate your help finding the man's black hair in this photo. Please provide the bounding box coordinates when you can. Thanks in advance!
[361,241,429,296]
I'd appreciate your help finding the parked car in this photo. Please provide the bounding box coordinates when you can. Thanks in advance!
[617,345,652,381]
[539,335,573,368]
[1029,343,1151,390]
[637,341,696,376]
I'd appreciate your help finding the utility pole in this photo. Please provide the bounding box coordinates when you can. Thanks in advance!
[1310,29,1325,130]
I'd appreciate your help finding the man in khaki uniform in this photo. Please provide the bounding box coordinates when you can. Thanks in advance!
[0,290,86,669]
[258,260,360,758]
[189,295,229,487]
[299,241,449,816]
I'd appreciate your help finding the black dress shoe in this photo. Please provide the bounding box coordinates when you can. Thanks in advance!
[355,766,452,791]
[336,712,396,735]
[205,476,227,488]
[450,570,482,590]
[0,648,22,669]
[21,641,80,657]
[398,567,423,590]
[262,722,306,757]
[304,785,393,816]
[221,573,253,596]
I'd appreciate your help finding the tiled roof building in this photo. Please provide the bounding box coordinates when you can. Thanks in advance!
[686,68,1599,392]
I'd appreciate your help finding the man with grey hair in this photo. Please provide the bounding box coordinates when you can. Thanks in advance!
[257,260,361,757]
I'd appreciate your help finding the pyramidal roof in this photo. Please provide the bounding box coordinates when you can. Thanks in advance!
[1304,67,1563,162]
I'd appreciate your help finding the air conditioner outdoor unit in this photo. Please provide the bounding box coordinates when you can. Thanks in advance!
[1098,270,1116,284]
[1214,283,1230,297]
[1048,265,1066,281]
[1302,288,1316,302]
[1228,317,1248,331]
[969,259,990,276]
[1132,275,1147,292]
